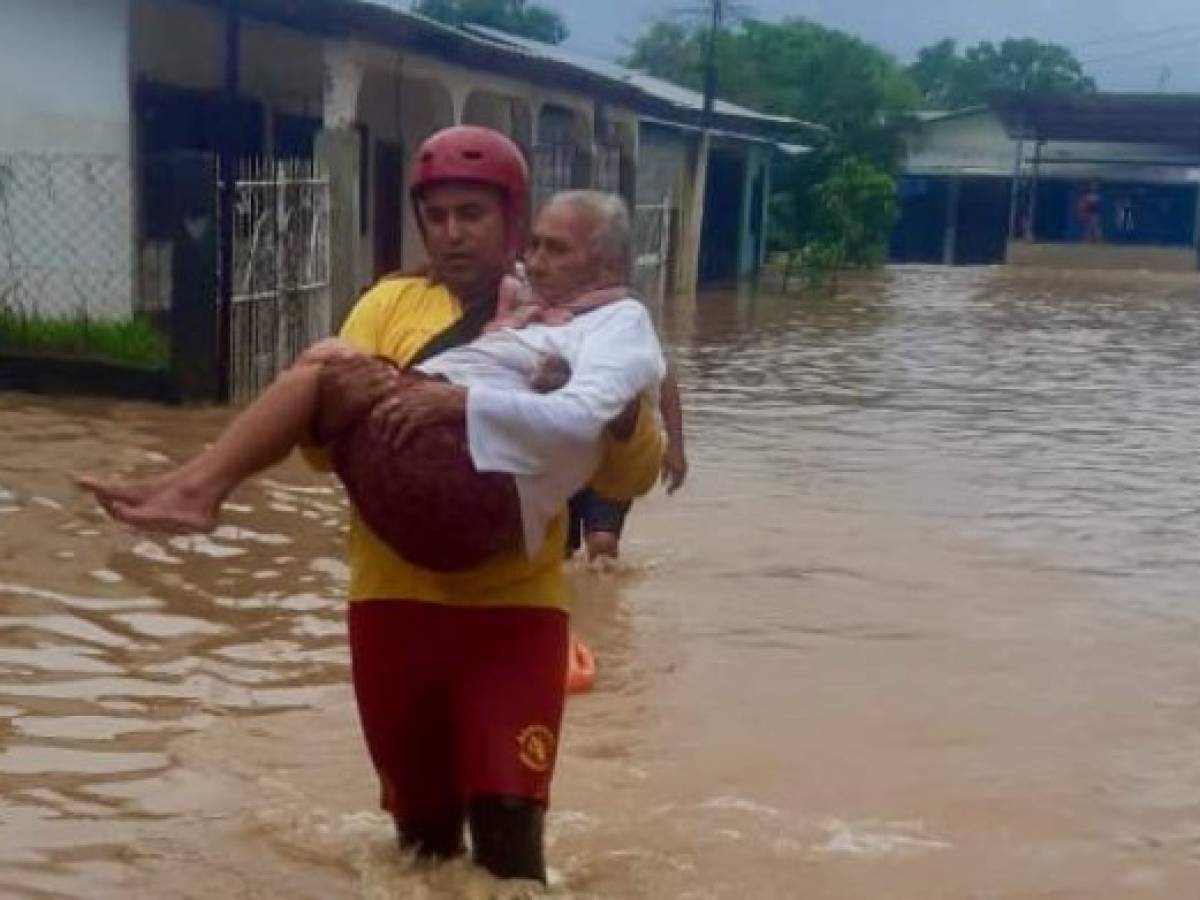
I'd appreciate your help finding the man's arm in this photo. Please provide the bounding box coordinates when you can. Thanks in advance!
[590,394,664,502]
[465,304,665,474]
[658,367,688,495]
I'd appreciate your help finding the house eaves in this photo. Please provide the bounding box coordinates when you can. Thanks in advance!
[178,0,646,109]
[463,24,824,146]
[171,0,821,146]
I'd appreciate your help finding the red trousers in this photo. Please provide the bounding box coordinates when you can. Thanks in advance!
[348,600,569,827]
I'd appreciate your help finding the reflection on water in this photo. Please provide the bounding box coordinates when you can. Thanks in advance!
[4,265,1200,897]
[671,267,1200,610]
[0,399,351,897]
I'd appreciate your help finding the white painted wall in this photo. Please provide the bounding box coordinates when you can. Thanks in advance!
[0,0,132,155]
[0,0,135,319]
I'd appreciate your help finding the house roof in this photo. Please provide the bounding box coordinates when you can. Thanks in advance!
[991,92,1200,147]
[182,0,817,145]
[463,24,821,142]
[911,106,990,124]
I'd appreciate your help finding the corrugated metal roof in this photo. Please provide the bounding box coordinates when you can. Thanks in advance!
[911,107,989,124]
[463,24,820,137]
[992,92,1200,147]
[179,0,816,144]
[638,115,810,154]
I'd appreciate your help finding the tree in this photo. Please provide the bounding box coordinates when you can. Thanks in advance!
[625,21,704,89]
[908,38,961,108]
[782,158,898,292]
[414,0,568,44]
[625,17,920,167]
[625,16,919,281]
[909,38,1095,109]
[810,157,898,266]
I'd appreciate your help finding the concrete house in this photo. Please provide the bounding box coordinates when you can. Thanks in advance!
[1,0,809,341]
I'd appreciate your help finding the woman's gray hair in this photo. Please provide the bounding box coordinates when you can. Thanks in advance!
[549,190,632,280]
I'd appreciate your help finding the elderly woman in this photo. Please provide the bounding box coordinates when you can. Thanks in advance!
[80,191,662,571]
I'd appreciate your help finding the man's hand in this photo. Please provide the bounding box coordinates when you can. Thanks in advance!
[370,379,468,449]
[530,354,571,393]
[315,353,398,441]
[606,398,640,441]
[661,441,688,495]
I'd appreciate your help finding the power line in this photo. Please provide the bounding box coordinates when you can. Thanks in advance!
[667,1,754,24]
[1071,22,1200,49]
[1081,34,1200,66]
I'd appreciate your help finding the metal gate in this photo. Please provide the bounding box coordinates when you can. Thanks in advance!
[595,142,622,195]
[632,195,673,308]
[228,158,331,404]
[531,143,578,214]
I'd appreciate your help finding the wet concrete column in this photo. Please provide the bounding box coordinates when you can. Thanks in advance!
[759,159,772,269]
[1193,185,1200,270]
[678,131,711,297]
[448,82,470,125]
[168,152,222,402]
[615,119,639,216]
[320,44,365,328]
[737,148,757,277]
[942,177,961,266]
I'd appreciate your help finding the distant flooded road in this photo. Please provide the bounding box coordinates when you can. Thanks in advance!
[4,265,1200,897]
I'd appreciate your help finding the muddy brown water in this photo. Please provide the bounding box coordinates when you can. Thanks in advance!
[4,266,1200,898]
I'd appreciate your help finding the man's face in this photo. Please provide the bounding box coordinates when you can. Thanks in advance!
[526,201,606,305]
[417,182,508,294]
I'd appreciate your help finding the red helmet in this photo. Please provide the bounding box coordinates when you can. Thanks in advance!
[410,125,530,261]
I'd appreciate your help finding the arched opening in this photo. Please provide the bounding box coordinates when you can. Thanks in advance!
[396,75,455,267]
[462,90,533,150]
[533,103,591,211]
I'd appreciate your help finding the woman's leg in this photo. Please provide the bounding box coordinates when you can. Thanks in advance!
[78,339,360,532]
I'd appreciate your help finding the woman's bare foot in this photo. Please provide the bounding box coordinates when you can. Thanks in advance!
[106,480,223,534]
[75,472,177,518]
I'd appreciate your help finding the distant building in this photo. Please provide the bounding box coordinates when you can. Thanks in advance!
[891,95,1200,272]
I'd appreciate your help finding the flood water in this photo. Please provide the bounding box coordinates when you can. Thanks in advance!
[4,265,1200,898]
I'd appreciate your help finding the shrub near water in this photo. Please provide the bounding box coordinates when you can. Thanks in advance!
[779,158,899,293]
[0,305,169,369]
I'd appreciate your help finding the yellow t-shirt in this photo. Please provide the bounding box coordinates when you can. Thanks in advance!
[304,276,664,609]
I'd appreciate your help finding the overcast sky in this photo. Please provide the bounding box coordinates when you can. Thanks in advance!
[553,0,1200,92]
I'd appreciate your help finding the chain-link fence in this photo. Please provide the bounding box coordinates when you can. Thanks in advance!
[0,154,135,320]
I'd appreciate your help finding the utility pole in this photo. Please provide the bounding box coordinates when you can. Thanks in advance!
[678,0,746,294]
[701,0,722,127]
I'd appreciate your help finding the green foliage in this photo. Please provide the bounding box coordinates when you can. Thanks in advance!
[0,304,169,368]
[625,17,921,168]
[624,21,705,88]
[810,157,898,266]
[626,15,917,285]
[786,158,898,292]
[909,38,1095,109]
[624,16,1098,290]
[414,0,568,44]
